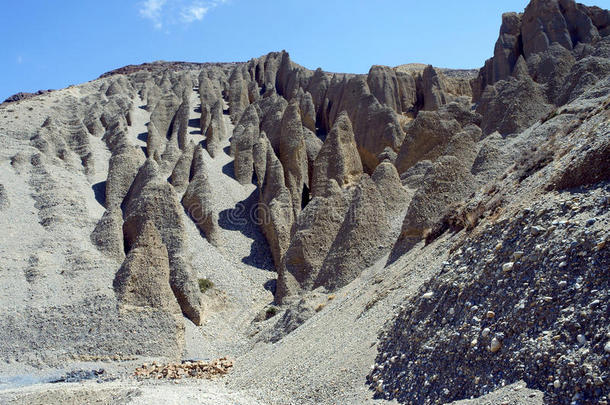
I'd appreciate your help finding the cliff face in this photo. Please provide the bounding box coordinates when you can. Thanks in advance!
[0,0,608,403]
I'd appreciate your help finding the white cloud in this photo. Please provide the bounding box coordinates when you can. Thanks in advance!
[139,0,168,29]
[139,0,227,29]
[181,4,209,23]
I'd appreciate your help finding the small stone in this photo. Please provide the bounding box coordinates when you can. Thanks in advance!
[482,328,491,338]
[502,262,514,272]
[494,242,503,251]
[422,292,434,299]
[489,337,502,353]
[486,311,495,319]
[531,226,544,236]
[604,341,610,353]
[513,251,524,260]
[586,218,596,227]
[577,334,586,345]
[554,379,561,389]
[559,261,567,268]
[558,280,567,287]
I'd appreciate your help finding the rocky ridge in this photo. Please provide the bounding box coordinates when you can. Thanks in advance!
[0,0,608,404]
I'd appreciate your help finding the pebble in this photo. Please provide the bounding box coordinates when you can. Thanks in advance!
[577,334,586,345]
[422,292,434,299]
[486,311,495,319]
[482,328,491,338]
[586,218,596,227]
[604,341,610,353]
[512,251,524,260]
[554,379,561,389]
[494,242,503,251]
[502,262,514,272]
[489,337,502,353]
[531,226,545,236]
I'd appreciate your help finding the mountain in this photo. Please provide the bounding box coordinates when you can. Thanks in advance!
[0,0,608,403]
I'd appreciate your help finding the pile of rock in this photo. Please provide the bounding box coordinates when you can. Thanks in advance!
[134,358,233,380]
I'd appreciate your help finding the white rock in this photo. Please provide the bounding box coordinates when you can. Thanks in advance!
[482,328,491,338]
[489,337,502,353]
[577,334,586,345]
[554,379,561,389]
[422,292,434,299]
[502,262,514,272]
[604,341,610,353]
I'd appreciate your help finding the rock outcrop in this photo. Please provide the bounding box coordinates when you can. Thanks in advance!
[170,140,196,192]
[473,0,610,134]
[91,208,125,261]
[232,104,260,184]
[123,159,203,325]
[182,147,222,247]
[105,145,146,209]
[311,112,363,197]
[276,181,348,303]
[315,175,391,291]
[114,221,182,314]
[279,100,309,215]
[399,155,476,239]
[394,111,461,173]
[258,135,294,271]
[205,100,227,158]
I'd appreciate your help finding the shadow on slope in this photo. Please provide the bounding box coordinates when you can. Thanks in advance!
[218,188,274,271]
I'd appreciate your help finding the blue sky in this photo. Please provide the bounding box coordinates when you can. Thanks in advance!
[0,0,602,100]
